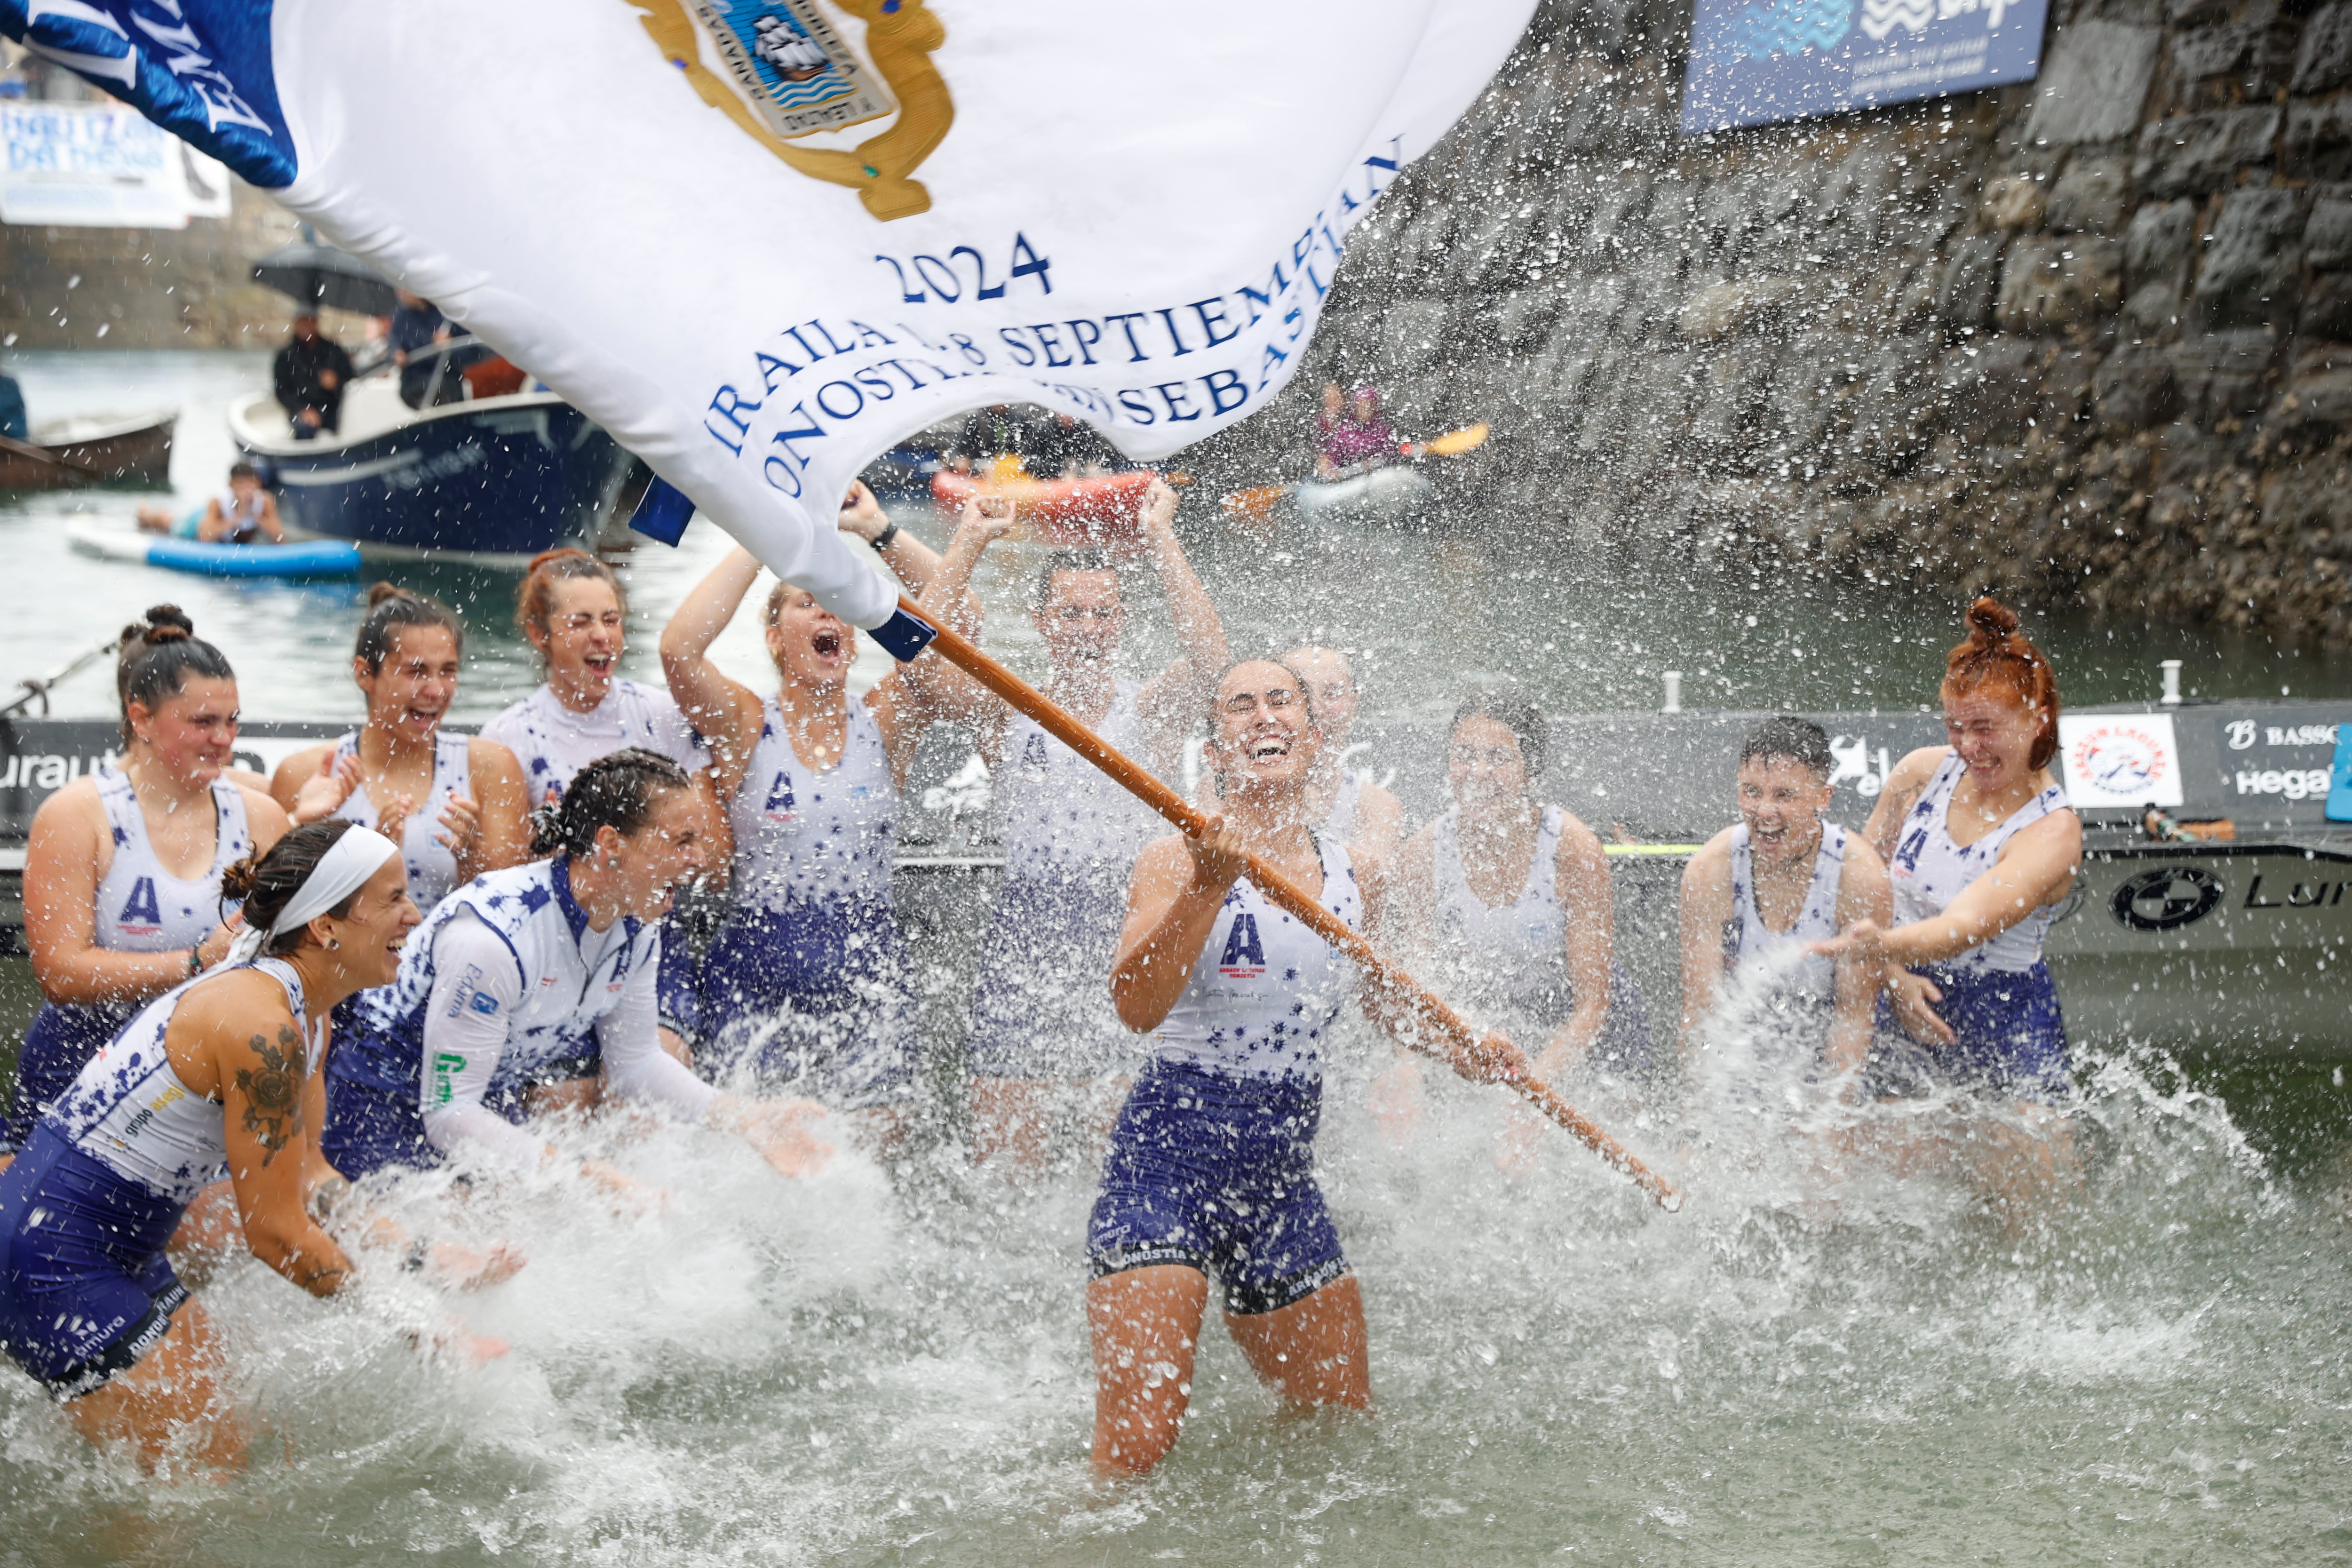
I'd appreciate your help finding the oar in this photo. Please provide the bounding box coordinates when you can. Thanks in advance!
[899,594,1682,1211]
[1222,422,1492,524]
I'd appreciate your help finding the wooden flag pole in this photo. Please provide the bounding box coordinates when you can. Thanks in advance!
[901,595,1682,1211]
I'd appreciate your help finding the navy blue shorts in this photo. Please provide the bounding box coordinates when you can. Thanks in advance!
[5,1001,133,1152]
[0,1126,189,1398]
[1871,960,2070,1102]
[662,899,917,1110]
[966,872,1140,1080]
[1088,1061,1349,1316]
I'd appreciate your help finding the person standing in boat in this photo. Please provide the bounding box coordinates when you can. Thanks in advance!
[272,311,354,440]
[4,610,289,1167]
[1817,598,2082,1110]
[322,751,830,1186]
[1677,716,1891,1090]
[271,585,532,914]
[1372,687,1650,1148]
[915,478,1227,1170]
[655,530,966,1143]
[1089,658,1525,1478]
[0,821,511,1471]
[1282,645,1404,866]
[0,369,24,442]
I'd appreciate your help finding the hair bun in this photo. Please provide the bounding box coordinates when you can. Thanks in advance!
[366,581,413,608]
[1966,596,2021,644]
[219,853,262,903]
[144,624,191,645]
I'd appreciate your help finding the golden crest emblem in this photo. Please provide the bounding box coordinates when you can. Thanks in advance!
[625,0,952,221]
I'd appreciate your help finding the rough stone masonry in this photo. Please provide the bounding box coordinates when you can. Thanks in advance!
[1275,0,2352,646]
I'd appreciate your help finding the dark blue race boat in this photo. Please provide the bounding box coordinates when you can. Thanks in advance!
[229,342,644,564]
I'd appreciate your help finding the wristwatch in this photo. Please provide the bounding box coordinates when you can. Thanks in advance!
[870,520,902,553]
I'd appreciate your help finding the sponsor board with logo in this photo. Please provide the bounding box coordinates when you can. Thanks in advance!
[2058,713,2183,811]
[1680,0,2048,132]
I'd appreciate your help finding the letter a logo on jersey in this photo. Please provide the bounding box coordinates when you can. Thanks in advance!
[119,876,163,934]
[1218,913,1265,978]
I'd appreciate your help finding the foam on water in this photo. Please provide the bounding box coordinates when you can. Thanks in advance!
[16,981,2341,1567]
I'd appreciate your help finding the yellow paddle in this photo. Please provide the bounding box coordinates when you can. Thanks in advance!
[1220,422,1491,523]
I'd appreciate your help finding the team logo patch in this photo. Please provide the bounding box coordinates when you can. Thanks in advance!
[469,991,502,1015]
[624,0,954,220]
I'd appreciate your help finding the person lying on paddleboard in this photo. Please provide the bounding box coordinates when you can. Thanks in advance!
[136,462,286,544]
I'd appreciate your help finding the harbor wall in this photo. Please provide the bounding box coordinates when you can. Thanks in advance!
[1274,0,2352,645]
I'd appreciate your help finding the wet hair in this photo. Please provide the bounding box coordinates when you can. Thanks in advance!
[1942,597,2060,771]
[529,748,692,858]
[1030,548,1118,612]
[1450,685,1547,780]
[1205,656,1320,732]
[1739,715,1834,779]
[516,547,626,660]
[220,820,368,956]
[227,461,260,484]
[354,582,463,676]
[115,605,234,744]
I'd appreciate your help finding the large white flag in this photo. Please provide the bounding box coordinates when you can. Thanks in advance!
[7,0,1531,638]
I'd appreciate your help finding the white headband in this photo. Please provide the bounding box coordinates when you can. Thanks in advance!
[226,827,400,966]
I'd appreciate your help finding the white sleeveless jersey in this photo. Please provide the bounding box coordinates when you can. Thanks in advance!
[342,858,661,1100]
[1152,834,1362,1080]
[90,765,250,953]
[1727,822,1847,1009]
[49,958,312,1207]
[481,678,705,807]
[999,680,1157,883]
[331,730,471,912]
[214,486,266,541]
[726,696,896,911]
[1430,804,1570,1024]
[1889,753,2071,975]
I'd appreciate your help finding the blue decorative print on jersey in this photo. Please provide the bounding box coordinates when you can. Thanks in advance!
[1,0,297,187]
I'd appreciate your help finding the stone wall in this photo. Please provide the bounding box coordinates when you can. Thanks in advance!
[1281,0,2352,643]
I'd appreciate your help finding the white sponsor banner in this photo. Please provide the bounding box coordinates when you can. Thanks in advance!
[2057,713,2183,810]
[0,102,224,227]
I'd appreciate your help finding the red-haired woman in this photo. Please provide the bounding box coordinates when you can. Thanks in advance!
[1818,598,2082,1101]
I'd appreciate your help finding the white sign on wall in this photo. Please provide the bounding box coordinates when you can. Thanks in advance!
[1,103,228,227]
[2057,713,2183,809]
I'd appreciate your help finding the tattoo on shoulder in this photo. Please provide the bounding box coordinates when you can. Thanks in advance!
[234,1030,306,1166]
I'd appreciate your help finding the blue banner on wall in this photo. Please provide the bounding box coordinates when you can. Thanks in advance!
[1680,0,2048,134]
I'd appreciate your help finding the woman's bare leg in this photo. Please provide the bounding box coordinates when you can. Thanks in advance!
[970,1078,1051,1174]
[1087,1264,1209,1478]
[64,1298,243,1475]
[1224,1274,1372,1413]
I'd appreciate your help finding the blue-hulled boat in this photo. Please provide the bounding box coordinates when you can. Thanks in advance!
[229,345,644,565]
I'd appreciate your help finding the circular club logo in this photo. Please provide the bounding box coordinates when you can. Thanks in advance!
[2069,723,2172,800]
[2110,867,2224,931]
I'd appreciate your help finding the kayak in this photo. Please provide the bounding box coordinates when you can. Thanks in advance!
[930,468,1160,552]
[66,520,363,579]
[1294,465,1433,529]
